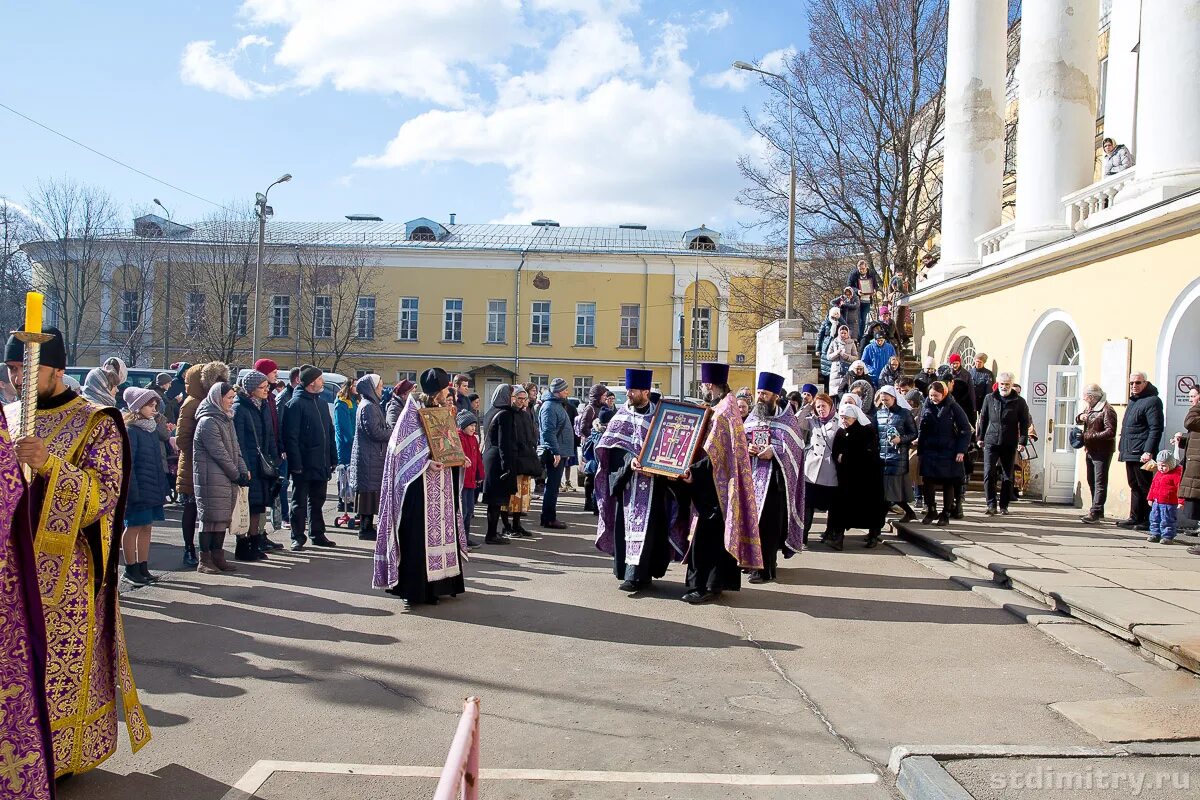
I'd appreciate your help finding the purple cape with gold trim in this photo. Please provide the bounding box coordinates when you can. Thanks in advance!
[696,395,762,569]
[744,404,807,552]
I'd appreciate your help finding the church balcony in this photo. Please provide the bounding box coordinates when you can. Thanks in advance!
[1062,170,1138,232]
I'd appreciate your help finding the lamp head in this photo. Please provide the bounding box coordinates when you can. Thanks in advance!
[277,173,292,184]
[732,60,755,71]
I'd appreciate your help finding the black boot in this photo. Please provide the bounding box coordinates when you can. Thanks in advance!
[139,561,158,582]
[124,562,151,585]
[253,534,271,559]
[234,536,257,562]
[921,505,937,525]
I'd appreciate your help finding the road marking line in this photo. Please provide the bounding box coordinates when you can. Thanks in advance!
[221,760,880,797]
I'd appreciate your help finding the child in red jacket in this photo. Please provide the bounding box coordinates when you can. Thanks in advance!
[1147,450,1184,543]
[457,411,485,547]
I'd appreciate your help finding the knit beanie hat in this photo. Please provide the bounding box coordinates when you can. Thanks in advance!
[242,370,268,394]
[254,358,279,375]
[155,372,172,388]
[299,364,322,387]
[123,386,160,414]
[456,410,478,430]
[1156,450,1179,470]
[549,377,569,395]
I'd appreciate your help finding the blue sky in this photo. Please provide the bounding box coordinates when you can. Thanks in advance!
[1,1,806,238]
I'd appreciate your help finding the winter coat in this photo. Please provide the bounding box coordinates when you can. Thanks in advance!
[233,393,278,509]
[804,413,841,487]
[878,364,903,388]
[483,388,519,501]
[830,420,886,531]
[333,395,357,465]
[917,395,973,482]
[1103,144,1134,175]
[175,362,228,496]
[1076,401,1118,460]
[816,314,841,377]
[350,376,390,495]
[166,361,190,416]
[538,391,574,457]
[385,392,407,429]
[193,389,247,530]
[914,369,939,397]
[874,403,917,475]
[846,267,881,300]
[459,430,484,490]
[948,368,977,421]
[576,387,606,440]
[513,407,543,478]
[125,422,168,514]
[970,367,995,416]
[835,296,860,334]
[283,388,337,481]
[826,336,858,392]
[861,341,896,383]
[1118,383,1165,462]
[1148,466,1182,506]
[1180,405,1200,501]
[978,391,1033,448]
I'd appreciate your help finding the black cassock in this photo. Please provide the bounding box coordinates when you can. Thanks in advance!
[829,424,887,534]
[685,455,741,593]
[390,466,468,604]
[606,446,684,586]
[756,460,790,580]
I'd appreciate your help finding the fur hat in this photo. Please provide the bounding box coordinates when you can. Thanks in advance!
[200,361,231,391]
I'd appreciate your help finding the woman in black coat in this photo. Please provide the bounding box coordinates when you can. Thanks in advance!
[232,371,279,561]
[917,381,973,526]
[505,385,543,537]
[827,401,887,550]
[482,384,517,544]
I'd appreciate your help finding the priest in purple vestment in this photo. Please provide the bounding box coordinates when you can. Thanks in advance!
[372,368,468,607]
[594,369,687,594]
[744,371,806,584]
[682,363,761,605]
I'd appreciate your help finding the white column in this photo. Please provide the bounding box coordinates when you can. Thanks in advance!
[1101,0,1141,153]
[1012,0,1099,244]
[1123,0,1200,203]
[932,0,1007,283]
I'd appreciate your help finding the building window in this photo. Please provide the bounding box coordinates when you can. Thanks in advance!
[228,295,248,337]
[575,302,596,346]
[271,295,290,338]
[186,291,205,335]
[528,373,549,390]
[688,235,716,251]
[398,297,419,341]
[1097,58,1108,118]
[443,298,463,342]
[355,369,371,379]
[356,296,376,340]
[952,336,976,365]
[573,376,592,399]
[531,301,551,345]
[620,304,640,348]
[119,290,140,333]
[397,370,417,384]
[1061,335,1080,367]
[691,307,712,350]
[487,299,507,344]
[313,295,333,339]
[410,226,436,241]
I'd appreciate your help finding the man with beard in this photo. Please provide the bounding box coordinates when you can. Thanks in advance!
[681,362,761,604]
[977,371,1033,517]
[595,369,687,594]
[372,368,468,607]
[743,371,806,584]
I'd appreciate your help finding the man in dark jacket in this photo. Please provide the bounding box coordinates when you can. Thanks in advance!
[279,367,302,409]
[538,378,574,529]
[976,372,1032,515]
[969,354,995,422]
[846,260,881,341]
[283,364,338,550]
[1117,372,1165,530]
[453,374,473,414]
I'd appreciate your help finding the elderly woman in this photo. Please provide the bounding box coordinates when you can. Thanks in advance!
[917,381,972,526]
[826,325,858,395]
[1076,383,1119,524]
[482,384,517,545]
[827,400,887,550]
[803,393,840,544]
[351,374,390,541]
[578,383,609,512]
[875,385,918,522]
[82,366,119,407]
[232,371,278,561]
[193,382,249,574]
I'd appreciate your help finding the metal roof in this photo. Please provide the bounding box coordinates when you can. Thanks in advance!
[104,220,767,258]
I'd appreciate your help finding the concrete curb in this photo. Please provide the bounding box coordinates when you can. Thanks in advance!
[892,521,1200,676]
[895,756,973,800]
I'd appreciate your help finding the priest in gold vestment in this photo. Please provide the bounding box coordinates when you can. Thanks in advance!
[5,326,149,778]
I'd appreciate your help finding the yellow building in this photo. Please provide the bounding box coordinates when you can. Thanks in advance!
[37,216,764,400]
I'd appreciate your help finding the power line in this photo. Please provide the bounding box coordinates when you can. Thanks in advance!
[0,99,229,211]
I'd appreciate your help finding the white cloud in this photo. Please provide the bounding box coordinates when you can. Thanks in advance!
[700,46,796,92]
[702,10,732,32]
[180,40,280,99]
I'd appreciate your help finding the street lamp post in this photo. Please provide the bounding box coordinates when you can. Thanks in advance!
[252,174,292,362]
[734,60,797,320]
[153,198,173,368]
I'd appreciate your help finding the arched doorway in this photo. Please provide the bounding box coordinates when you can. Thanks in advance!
[951,336,977,365]
[1158,279,1200,437]
[1022,313,1084,503]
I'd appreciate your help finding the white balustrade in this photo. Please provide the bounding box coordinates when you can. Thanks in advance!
[1062,171,1137,230]
[975,221,1015,260]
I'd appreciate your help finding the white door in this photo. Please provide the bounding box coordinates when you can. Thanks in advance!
[483,379,502,405]
[1043,365,1081,504]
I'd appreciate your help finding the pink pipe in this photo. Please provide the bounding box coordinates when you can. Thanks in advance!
[433,696,480,800]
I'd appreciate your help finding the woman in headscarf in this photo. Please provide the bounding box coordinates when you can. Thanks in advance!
[577,383,608,512]
[232,371,278,561]
[193,382,249,574]
[482,384,516,545]
[121,387,168,585]
[916,380,973,526]
[827,400,886,550]
[803,393,840,545]
[351,374,390,541]
[826,324,858,395]
[82,366,119,407]
[875,385,918,522]
[507,385,543,537]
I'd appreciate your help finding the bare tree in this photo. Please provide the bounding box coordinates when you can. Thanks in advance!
[107,232,166,366]
[24,178,119,363]
[0,199,34,336]
[737,0,948,292]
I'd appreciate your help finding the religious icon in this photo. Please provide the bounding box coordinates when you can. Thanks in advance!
[749,429,771,449]
[418,406,467,467]
[638,400,711,479]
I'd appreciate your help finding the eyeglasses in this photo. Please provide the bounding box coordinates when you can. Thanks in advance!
[1129,380,1145,385]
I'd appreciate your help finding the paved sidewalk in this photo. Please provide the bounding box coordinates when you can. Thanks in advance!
[894,501,1200,675]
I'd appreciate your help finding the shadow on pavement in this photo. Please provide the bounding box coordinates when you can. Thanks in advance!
[57,763,231,800]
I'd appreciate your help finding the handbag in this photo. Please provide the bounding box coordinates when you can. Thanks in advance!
[1068,426,1085,449]
[230,485,251,536]
[247,409,280,480]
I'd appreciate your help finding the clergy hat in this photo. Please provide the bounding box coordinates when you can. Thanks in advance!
[699,362,729,385]
[756,371,785,397]
[420,367,451,395]
[625,368,652,391]
[3,326,66,370]
[801,383,818,396]
[4,334,22,365]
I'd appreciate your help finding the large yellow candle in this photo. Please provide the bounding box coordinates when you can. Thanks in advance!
[24,291,43,333]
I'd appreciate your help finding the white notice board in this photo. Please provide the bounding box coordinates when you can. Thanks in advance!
[1101,339,1131,404]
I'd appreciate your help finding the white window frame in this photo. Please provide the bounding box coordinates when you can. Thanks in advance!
[573,376,592,400]
[119,289,140,333]
[619,304,640,348]
[396,370,418,384]
[531,301,551,345]
[487,299,507,344]
[691,307,712,350]
[270,294,291,338]
[356,295,376,340]
[313,295,333,339]
[528,373,549,390]
[228,295,248,337]
[398,297,419,341]
[185,291,205,335]
[575,302,596,346]
[443,298,463,342]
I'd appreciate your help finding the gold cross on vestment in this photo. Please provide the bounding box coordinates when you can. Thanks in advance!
[0,739,40,793]
[0,684,21,728]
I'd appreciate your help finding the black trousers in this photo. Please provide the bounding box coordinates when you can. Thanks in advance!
[1125,461,1153,523]
[922,480,959,515]
[290,477,329,543]
[983,443,1017,509]
[1086,453,1112,516]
